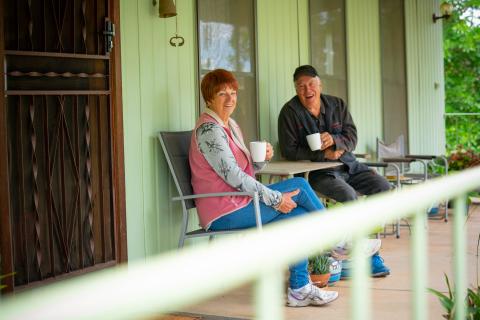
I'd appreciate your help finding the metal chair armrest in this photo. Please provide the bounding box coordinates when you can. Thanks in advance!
[355,153,371,160]
[172,191,258,201]
[173,191,263,230]
[381,157,416,163]
[405,154,436,160]
[363,162,388,168]
[430,156,449,172]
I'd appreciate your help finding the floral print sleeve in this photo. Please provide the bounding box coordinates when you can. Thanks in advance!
[196,123,282,207]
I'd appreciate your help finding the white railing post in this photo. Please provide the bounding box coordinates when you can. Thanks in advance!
[412,209,428,319]
[454,194,467,320]
[351,237,370,320]
[255,269,284,320]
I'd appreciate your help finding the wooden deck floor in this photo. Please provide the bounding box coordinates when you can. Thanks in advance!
[154,204,480,320]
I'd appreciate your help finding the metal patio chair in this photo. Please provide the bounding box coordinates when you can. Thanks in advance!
[158,130,262,248]
[377,135,449,221]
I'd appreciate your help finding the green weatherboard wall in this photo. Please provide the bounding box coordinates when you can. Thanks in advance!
[120,0,445,261]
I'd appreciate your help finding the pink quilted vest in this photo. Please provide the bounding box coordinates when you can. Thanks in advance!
[189,109,254,229]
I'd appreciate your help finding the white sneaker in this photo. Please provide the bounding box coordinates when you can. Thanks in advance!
[287,283,338,307]
[331,239,382,261]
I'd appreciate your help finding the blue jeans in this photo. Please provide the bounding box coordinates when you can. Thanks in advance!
[210,177,325,289]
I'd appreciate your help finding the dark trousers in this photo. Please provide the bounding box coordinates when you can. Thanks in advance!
[309,169,392,203]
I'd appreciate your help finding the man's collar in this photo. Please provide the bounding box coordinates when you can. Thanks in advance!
[294,94,324,117]
[320,95,326,115]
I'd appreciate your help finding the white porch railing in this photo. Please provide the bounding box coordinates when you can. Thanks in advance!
[1,166,480,320]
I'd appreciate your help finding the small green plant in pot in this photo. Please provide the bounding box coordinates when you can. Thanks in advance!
[308,254,331,288]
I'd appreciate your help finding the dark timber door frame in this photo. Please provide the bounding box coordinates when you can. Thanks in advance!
[0,0,127,293]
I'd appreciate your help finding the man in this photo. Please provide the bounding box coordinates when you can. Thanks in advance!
[278,65,391,202]
[278,65,392,278]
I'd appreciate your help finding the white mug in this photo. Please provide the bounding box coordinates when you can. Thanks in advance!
[306,133,322,151]
[249,141,267,162]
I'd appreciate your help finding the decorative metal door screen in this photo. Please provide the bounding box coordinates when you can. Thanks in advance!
[1,0,121,289]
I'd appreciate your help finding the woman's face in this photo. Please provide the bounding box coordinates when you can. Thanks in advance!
[207,85,237,123]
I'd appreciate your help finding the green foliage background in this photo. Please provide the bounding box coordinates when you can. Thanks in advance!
[444,0,480,154]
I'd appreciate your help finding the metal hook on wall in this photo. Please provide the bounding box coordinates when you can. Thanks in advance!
[169,34,185,47]
[169,6,184,47]
[153,0,184,46]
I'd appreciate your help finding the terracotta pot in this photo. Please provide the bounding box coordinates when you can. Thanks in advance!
[310,273,330,288]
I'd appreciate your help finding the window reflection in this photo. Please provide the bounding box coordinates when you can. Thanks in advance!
[200,22,252,73]
[380,0,408,149]
[198,0,257,142]
[309,0,348,101]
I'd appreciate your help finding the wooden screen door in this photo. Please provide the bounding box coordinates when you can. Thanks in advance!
[0,0,127,292]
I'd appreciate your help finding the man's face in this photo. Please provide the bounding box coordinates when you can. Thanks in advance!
[294,75,322,109]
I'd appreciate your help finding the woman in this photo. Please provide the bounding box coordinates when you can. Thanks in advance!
[189,69,338,307]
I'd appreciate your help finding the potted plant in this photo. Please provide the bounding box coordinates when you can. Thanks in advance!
[308,254,331,288]
[429,273,480,319]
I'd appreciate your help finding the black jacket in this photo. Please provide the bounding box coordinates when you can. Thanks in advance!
[278,94,369,176]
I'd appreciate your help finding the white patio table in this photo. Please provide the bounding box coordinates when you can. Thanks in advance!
[257,160,342,183]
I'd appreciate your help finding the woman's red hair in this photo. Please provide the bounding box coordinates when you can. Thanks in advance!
[201,69,239,104]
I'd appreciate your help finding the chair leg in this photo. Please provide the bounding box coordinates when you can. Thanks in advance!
[444,200,449,222]
[378,220,402,238]
[396,219,400,238]
[179,210,189,248]
[178,235,185,248]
